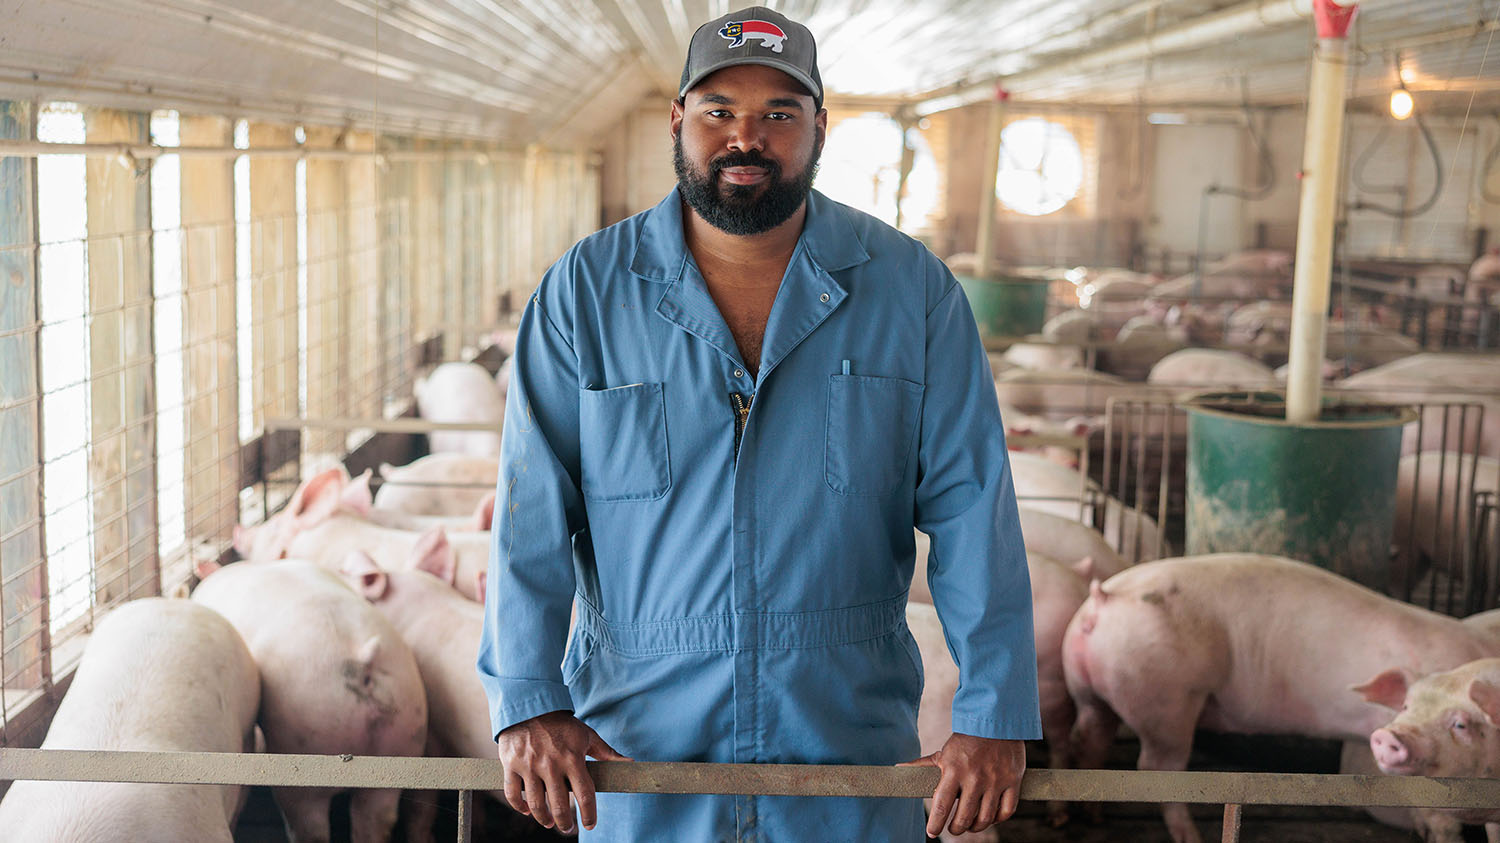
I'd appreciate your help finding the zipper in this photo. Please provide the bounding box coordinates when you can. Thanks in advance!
[730,392,753,461]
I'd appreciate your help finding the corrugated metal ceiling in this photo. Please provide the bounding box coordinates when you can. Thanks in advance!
[0,0,1494,145]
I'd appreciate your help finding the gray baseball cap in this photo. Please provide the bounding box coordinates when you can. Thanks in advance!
[678,6,823,109]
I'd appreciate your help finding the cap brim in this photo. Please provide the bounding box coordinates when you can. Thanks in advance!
[680,58,821,106]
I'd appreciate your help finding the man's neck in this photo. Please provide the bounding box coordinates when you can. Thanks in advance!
[682,200,807,284]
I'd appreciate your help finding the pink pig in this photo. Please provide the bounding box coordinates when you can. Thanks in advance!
[1360,658,1500,843]
[193,560,429,842]
[1064,553,1498,843]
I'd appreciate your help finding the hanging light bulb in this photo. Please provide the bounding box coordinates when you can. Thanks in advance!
[1390,88,1414,121]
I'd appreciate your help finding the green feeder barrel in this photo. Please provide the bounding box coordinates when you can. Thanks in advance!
[1181,392,1415,591]
[955,274,1049,338]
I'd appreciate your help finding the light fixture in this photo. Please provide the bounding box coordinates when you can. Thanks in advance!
[1390,88,1413,121]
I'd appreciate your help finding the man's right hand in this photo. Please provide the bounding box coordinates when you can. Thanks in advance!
[496,710,632,833]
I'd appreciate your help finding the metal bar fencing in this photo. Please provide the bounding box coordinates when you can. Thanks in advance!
[1097,390,1497,614]
[5,749,1500,843]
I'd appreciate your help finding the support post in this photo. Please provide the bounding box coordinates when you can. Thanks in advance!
[1286,0,1358,423]
[178,115,240,579]
[974,88,1008,279]
[0,100,46,693]
[84,108,158,606]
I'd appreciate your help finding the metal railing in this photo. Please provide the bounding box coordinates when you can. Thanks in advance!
[5,749,1500,843]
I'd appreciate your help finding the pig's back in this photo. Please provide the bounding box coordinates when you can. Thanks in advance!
[1101,554,1497,738]
[0,599,258,841]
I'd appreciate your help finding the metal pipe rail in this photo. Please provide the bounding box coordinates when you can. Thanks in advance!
[5,749,1500,843]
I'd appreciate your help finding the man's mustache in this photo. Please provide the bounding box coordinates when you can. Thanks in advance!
[710,153,780,179]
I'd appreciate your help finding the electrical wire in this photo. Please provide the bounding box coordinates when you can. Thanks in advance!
[1349,55,1444,219]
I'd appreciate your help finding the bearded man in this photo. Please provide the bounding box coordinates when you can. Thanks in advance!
[478,7,1040,840]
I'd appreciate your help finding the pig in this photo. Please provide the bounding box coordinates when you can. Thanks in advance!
[1098,316,1186,381]
[1394,451,1499,584]
[1359,658,1500,842]
[1145,348,1278,390]
[344,469,495,534]
[373,453,500,517]
[1001,342,1084,371]
[1042,309,1105,345]
[0,599,259,842]
[193,560,428,843]
[495,355,514,399]
[233,466,493,561]
[414,361,506,458]
[339,550,517,831]
[1337,353,1500,457]
[1000,406,1096,469]
[1466,609,1500,638]
[909,507,1126,605]
[242,467,490,603]
[910,552,1091,833]
[1064,553,1499,843]
[994,368,1147,422]
[1471,248,1500,284]
[1009,451,1166,562]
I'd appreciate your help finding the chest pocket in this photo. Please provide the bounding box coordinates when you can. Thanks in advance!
[579,383,671,502]
[825,374,924,497]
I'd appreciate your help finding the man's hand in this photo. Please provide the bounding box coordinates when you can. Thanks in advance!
[496,710,632,834]
[899,733,1025,838]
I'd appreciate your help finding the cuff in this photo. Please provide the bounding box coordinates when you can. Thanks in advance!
[489,681,576,739]
[951,710,1043,742]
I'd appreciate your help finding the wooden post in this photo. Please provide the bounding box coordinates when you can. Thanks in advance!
[178,115,239,565]
[0,100,48,691]
[84,108,158,607]
[345,131,380,420]
[248,124,300,437]
[442,152,464,356]
[303,126,346,457]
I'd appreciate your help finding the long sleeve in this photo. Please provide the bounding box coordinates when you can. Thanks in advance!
[913,268,1042,741]
[477,270,587,739]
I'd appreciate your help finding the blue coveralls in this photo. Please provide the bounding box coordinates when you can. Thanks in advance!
[478,188,1040,842]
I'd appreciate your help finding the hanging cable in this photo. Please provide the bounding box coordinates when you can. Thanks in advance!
[1349,56,1444,218]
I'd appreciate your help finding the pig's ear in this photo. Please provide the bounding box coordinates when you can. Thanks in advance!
[1353,668,1414,710]
[410,527,456,586]
[341,469,374,517]
[231,523,251,555]
[472,491,497,531]
[195,559,223,580]
[339,551,387,600]
[1468,679,1500,726]
[292,467,347,527]
[1071,556,1097,582]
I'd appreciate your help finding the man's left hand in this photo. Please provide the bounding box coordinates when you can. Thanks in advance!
[899,733,1025,838]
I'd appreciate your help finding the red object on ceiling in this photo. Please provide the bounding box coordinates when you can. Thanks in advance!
[1313,0,1358,40]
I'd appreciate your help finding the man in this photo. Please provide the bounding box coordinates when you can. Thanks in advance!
[478,7,1039,840]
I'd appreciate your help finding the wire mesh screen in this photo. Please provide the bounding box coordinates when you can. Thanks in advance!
[0,98,601,739]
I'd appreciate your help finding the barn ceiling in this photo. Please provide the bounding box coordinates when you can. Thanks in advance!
[0,0,1495,147]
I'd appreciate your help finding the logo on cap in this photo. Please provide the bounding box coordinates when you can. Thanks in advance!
[718,20,787,53]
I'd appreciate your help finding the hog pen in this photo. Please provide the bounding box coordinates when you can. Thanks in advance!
[6,0,1500,840]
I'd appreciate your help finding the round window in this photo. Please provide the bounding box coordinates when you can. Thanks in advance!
[995,117,1083,216]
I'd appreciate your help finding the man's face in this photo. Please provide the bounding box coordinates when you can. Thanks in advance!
[670,64,826,236]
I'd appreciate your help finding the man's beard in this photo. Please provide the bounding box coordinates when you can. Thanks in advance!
[673,133,820,236]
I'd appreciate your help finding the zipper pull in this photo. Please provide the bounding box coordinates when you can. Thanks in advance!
[730,392,753,460]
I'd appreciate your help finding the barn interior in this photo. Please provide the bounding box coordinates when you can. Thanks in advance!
[2,0,1500,840]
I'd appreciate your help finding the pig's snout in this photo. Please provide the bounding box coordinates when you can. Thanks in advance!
[1370,728,1412,772]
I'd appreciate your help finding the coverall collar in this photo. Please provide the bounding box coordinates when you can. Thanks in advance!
[631,187,871,376]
